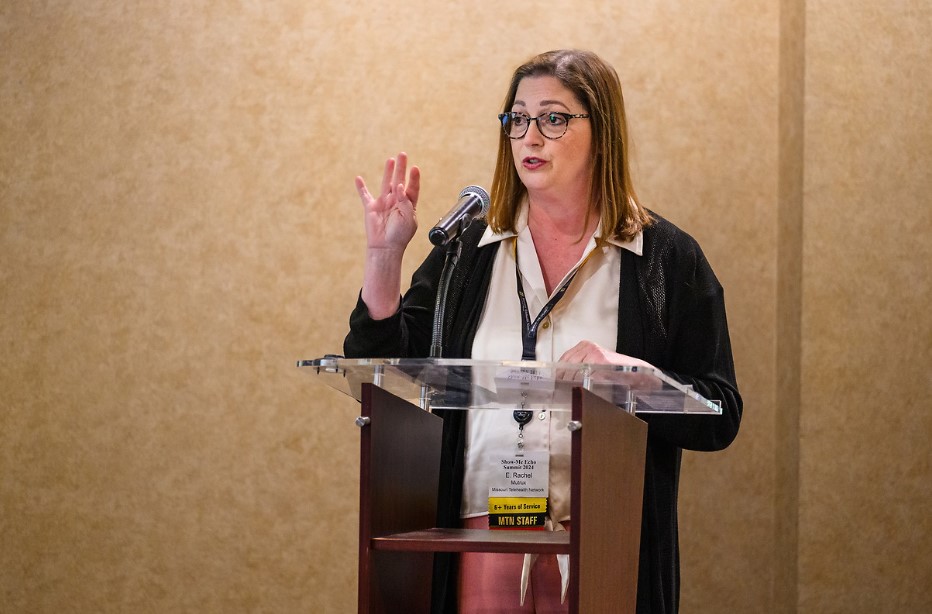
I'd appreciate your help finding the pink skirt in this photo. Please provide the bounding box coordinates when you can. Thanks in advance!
[457,515,570,614]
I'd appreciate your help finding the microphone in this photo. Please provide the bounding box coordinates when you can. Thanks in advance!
[428,185,491,246]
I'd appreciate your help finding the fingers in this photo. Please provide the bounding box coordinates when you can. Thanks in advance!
[362,152,418,206]
[379,151,420,204]
[559,340,600,363]
[355,176,373,205]
[392,152,408,192]
[406,165,421,208]
[379,157,396,198]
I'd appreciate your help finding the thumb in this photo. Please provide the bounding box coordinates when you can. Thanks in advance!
[355,176,373,205]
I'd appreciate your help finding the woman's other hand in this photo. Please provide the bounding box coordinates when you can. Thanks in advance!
[559,340,661,390]
[559,340,656,370]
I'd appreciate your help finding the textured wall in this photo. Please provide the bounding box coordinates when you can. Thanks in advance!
[1,1,927,612]
[798,1,932,611]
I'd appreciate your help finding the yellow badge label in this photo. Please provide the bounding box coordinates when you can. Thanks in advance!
[488,497,548,530]
[489,497,548,514]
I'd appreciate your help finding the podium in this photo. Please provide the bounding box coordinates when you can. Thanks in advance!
[298,358,721,613]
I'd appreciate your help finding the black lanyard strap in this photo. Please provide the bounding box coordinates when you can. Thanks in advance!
[514,238,598,361]
[511,236,601,432]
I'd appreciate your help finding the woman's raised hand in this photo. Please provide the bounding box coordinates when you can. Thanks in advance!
[355,152,421,320]
[355,152,420,253]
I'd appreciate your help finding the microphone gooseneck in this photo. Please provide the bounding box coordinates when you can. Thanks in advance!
[428,185,489,357]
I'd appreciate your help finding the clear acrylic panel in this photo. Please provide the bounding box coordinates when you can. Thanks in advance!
[297,357,722,415]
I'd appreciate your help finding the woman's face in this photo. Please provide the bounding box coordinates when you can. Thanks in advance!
[509,75,593,204]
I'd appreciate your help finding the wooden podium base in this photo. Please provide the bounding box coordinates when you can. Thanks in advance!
[356,384,647,613]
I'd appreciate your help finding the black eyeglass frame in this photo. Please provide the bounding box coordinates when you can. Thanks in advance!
[498,111,591,140]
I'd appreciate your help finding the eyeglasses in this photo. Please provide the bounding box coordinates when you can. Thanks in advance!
[498,111,590,140]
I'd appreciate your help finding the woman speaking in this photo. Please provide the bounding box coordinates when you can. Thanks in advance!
[343,49,742,614]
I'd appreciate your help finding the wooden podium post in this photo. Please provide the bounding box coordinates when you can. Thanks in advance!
[358,384,443,614]
[356,383,647,613]
[570,387,648,613]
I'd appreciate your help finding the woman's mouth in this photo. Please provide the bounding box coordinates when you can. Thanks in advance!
[522,157,546,170]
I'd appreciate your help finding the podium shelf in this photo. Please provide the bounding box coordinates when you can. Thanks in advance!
[372,528,570,554]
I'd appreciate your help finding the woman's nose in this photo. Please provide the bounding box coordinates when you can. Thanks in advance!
[523,118,545,145]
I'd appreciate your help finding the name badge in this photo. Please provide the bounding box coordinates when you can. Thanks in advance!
[494,366,555,391]
[488,451,549,530]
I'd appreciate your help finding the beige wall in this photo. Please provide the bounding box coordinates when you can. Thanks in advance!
[798,1,932,611]
[0,1,927,612]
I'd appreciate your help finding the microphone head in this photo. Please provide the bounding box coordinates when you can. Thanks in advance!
[428,185,492,247]
[459,185,491,216]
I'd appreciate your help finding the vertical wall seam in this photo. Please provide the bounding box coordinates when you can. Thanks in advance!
[776,0,805,611]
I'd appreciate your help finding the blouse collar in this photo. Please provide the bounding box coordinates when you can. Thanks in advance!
[477,201,643,256]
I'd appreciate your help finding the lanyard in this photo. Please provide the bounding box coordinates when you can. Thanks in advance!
[512,235,600,438]
[514,238,598,361]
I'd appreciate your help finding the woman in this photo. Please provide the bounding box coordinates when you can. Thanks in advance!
[344,49,742,614]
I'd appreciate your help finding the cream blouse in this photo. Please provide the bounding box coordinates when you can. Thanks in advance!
[461,205,642,521]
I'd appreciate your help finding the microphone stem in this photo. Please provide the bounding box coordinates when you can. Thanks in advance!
[429,235,463,358]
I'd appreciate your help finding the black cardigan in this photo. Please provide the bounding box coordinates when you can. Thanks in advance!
[344,213,742,613]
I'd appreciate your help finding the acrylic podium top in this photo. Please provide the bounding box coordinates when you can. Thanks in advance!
[297,357,721,415]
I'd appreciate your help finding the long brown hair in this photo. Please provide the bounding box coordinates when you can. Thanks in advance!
[489,49,651,241]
